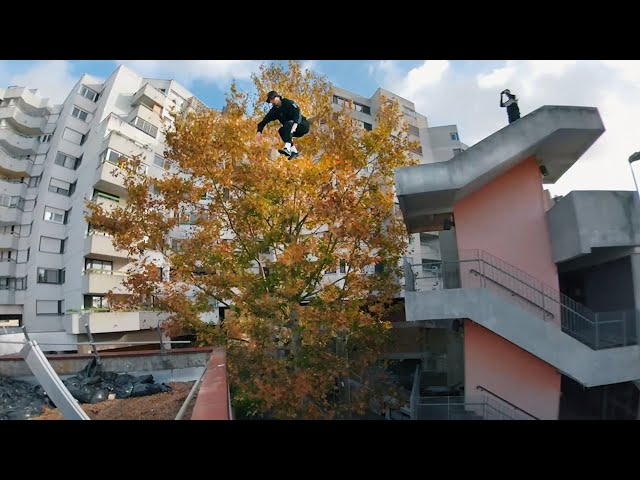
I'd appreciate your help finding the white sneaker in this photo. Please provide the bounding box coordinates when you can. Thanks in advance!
[278,146,292,156]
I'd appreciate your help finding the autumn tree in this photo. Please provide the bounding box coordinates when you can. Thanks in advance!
[85,60,419,419]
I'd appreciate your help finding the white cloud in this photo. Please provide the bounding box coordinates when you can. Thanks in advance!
[477,64,516,89]
[115,60,261,88]
[301,60,317,73]
[373,60,640,196]
[0,60,78,104]
[403,60,450,96]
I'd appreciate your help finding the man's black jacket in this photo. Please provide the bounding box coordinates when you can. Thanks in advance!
[257,97,306,133]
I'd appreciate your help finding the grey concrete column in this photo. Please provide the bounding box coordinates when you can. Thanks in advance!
[631,250,640,338]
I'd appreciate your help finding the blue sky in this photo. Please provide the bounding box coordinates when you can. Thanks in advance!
[1,59,639,196]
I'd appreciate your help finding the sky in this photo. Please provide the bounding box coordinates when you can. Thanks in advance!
[1,59,638,197]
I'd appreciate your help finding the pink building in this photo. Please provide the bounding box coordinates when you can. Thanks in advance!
[394,106,640,420]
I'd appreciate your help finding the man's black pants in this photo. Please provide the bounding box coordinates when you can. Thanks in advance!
[278,119,310,144]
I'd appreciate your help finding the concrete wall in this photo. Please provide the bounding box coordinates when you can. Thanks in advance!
[427,125,467,164]
[453,157,561,418]
[0,346,213,383]
[464,320,559,419]
[547,191,640,263]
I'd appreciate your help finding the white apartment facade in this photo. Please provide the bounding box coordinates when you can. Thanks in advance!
[330,87,468,290]
[0,65,203,352]
[0,65,467,352]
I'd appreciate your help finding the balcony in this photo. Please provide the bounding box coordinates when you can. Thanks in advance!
[94,161,128,198]
[0,233,19,250]
[0,260,17,277]
[64,310,169,334]
[0,178,28,198]
[132,83,166,111]
[0,105,47,136]
[81,269,130,295]
[2,87,50,111]
[84,233,130,260]
[129,103,162,130]
[0,288,25,305]
[0,150,34,176]
[0,128,39,156]
[0,206,22,224]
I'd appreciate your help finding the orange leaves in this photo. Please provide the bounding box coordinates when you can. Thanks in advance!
[85,60,416,419]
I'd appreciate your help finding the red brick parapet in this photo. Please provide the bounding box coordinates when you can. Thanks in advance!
[191,347,232,420]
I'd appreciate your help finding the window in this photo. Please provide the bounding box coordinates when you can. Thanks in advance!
[0,251,13,262]
[62,127,86,145]
[403,106,416,118]
[0,225,19,235]
[332,95,371,115]
[36,300,64,315]
[84,295,108,309]
[55,152,82,170]
[0,315,21,327]
[16,249,29,263]
[0,276,27,290]
[48,177,77,197]
[92,190,120,202]
[450,132,459,141]
[39,134,53,143]
[85,258,113,272]
[408,125,420,137]
[99,148,128,166]
[150,184,161,196]
[354,103,371,115]
[0,195,23,209]
[40,236,66,254]
[71,106,89,122]
[170,238,183,251]
[452,148,463,154]
[79,85,99,102]
[43,205,70,224]
[353,120,373,131]
[411,146,423,155]
[169,91,186,109]
[132,117,158,138]
[153,154,169,169]
[340,260,346,274]
[0,224,31,237]
[27,175,41,188]
[37,267,65,284]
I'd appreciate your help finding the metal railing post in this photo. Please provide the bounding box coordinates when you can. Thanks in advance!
[84,322,101,366]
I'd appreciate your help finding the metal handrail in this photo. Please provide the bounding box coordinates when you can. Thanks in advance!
[406,249,637,349]
[476,386,539,420]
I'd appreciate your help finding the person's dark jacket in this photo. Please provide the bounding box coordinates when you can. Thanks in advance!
[257,98,306,133]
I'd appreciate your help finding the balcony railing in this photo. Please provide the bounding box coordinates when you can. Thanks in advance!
[404,249,638,350]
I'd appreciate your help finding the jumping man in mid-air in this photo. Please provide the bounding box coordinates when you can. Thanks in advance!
[255,90,310,159]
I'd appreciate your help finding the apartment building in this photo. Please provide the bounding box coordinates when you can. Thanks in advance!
[0,65,204,352]
[330,87,468,292]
